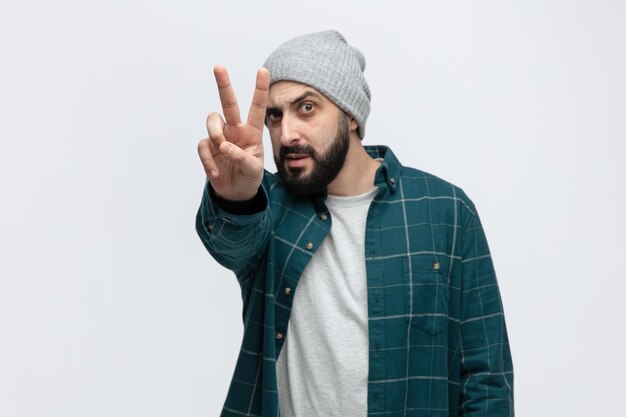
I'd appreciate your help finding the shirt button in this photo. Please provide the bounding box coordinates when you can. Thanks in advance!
[275,331,284,340]
[389,178,395,185]
[319,213,328,221]
[206,223,213,231]
[305,242,314,250]
[433,261,440,270]
[284,287,292,295]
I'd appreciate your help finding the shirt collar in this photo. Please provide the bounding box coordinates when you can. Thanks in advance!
[366,145,402,193]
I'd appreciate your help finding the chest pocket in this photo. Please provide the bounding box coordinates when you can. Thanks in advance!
[404,258,449,335]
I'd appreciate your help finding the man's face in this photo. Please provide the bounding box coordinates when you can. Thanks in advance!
[266,81,351,197]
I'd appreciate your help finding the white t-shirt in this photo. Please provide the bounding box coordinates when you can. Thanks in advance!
[276,187,378,417]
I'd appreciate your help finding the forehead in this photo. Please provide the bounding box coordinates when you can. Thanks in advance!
[268,81,328,107]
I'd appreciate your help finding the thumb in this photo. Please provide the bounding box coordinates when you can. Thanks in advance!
[218,142,263,182]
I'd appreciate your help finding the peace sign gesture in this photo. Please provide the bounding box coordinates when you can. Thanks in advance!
[198,65,269,201]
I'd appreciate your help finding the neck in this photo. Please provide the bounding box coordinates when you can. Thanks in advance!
[327,135,380,197]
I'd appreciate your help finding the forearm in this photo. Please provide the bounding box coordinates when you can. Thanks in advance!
[196,178,271,280]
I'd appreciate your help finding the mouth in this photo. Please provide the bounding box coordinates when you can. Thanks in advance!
[285,153,310,168]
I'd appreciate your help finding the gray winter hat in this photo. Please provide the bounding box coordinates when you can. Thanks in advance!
[263,30,371,139]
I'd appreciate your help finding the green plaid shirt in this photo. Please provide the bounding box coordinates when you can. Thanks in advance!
[196,146,514,417]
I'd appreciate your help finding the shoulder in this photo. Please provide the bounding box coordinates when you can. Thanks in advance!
[261,170,280,192]
[367,145,476,216]
[260,170,300,216]
[261,170,288,201]
[398,165,477,223]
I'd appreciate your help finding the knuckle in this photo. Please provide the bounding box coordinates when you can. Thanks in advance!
[198,139,214,157]
[197,138,209,150]
[206,112,222,125]
[207,124,224,139]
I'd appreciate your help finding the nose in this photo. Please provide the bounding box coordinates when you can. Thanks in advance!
[278,113,301,147]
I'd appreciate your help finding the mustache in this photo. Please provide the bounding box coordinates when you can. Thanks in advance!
[279,144,316,159]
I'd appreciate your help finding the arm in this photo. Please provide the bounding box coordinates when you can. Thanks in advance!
[195,179,271,285]
[459,204,514,416]
[195,65,271,286]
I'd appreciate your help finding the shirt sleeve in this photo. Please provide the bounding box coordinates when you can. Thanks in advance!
[458,204,515,416]
[195,178,272,289]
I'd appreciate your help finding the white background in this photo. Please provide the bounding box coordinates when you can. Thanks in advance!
[1,1,625,416]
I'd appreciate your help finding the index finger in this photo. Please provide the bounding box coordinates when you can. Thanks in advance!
[214,65,242,125]
[247,67,270,130]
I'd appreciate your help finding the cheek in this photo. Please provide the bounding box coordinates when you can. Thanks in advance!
[318,126,338,150]
[269,135,281,158]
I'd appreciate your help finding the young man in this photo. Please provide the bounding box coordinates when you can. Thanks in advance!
[196,30,514,417]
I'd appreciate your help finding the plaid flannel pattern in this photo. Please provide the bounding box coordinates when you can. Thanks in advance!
[196,146,514,417]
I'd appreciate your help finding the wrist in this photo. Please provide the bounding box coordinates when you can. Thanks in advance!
[209,185,266,215]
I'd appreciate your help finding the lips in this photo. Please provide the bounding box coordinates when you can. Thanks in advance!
[285,153,310,168]
[280,145,315,170]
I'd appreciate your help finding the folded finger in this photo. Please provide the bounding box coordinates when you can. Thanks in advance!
[218,142,263,182]
[206,112,227,148]
[197,138,219,178]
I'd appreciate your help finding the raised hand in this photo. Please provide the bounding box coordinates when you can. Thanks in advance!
[198,65,269,201]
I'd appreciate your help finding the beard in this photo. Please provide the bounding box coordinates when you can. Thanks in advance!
[275,116,350,197]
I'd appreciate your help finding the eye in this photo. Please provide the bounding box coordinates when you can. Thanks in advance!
[266,110,282,123]
[298,102,315,114]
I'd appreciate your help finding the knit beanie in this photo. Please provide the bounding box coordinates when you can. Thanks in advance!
[263,30,371,139]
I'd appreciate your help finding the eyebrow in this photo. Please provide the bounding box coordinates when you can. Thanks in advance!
[266,90,323,114]
[289,91,322,105]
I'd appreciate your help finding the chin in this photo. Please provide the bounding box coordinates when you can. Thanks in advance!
[285,162,313,178]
